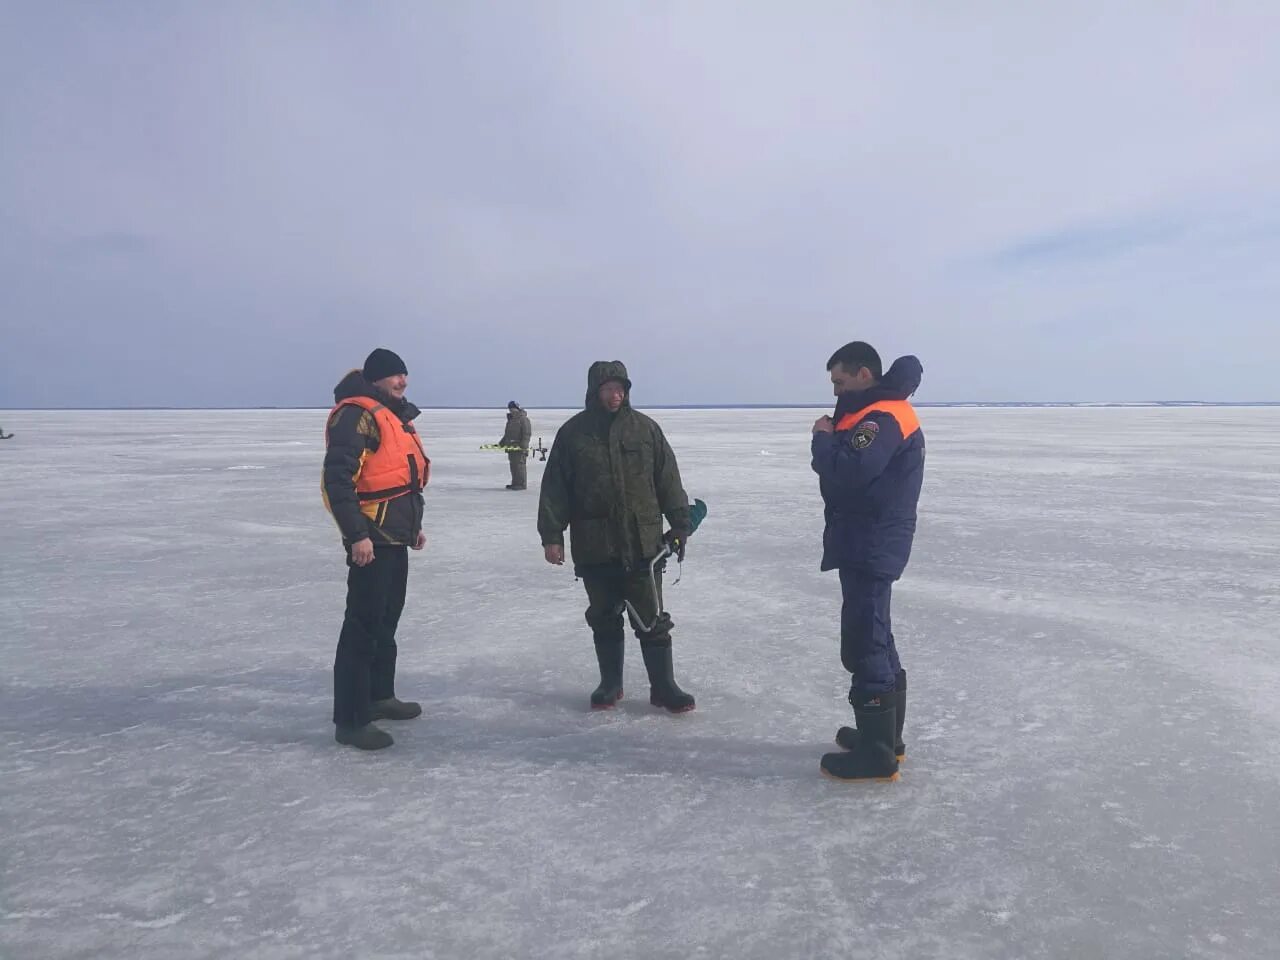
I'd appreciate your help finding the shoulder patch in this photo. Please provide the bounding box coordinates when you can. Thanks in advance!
[850,419,879,450]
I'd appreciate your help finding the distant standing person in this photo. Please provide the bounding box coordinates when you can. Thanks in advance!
[538,361,697,713]
[322,348,430,750]
[811,342,925,782]
[498,401,532,490]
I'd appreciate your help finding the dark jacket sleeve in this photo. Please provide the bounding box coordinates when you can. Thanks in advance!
[518,414,532,449]
[810,411,903,496]
[653,423,691,534]
[537,424,573,547]
[323,406,377,544]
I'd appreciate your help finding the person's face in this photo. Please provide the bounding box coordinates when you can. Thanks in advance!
[598,380,626,412]
[375,373,407,400]
[829,363,874,396]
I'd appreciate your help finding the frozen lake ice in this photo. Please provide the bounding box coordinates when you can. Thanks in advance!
[2,406,1279,959]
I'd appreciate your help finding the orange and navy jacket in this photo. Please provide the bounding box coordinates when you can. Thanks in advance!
[322,370,430,546]
[811,355,925,578]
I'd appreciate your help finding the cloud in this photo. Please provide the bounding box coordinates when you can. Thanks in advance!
[994,217,1187,269]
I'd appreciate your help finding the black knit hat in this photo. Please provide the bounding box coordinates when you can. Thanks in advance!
[508,401,520,410]
[363,348,407,383]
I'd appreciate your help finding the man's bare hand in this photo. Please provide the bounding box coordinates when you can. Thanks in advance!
[813,415,835,434]
[544,544,564,565]
[350,538,375,566]
[412,531,427,551]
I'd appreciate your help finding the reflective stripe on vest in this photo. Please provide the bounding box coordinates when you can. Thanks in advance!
[835,399,921,439]
[327,395,430,504]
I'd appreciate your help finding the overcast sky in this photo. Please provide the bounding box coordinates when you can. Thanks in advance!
[2,2,1277,408]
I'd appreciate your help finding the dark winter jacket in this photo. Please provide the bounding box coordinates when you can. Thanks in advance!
[499,407,532,451]
[323,370,427,547]
[538,361,690,572]
[812,356,926,579]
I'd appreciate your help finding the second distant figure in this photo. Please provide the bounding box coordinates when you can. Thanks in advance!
[498,401,532,490]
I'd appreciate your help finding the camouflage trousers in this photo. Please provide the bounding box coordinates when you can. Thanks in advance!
[581,561,672,644]
[507,451,527,489]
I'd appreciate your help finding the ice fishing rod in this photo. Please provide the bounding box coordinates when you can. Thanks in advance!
[479,439,548,460]
[623,498,708,634]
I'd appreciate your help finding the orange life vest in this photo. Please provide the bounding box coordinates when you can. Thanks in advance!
[835,399,921,439]
[326,395,430,506]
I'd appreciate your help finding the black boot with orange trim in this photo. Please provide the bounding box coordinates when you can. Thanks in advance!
[835,668,906,761]
[821,690,900,782]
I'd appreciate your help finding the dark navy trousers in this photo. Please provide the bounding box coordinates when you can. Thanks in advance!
[839,567,901,696]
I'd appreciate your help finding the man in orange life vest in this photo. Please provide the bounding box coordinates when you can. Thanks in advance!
[811,342,924,782]
[323,348,430,750]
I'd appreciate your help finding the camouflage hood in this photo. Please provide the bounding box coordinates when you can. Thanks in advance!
[585,361,633,411]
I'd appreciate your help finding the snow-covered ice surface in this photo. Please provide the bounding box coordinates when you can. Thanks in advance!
[2,406,1279,960]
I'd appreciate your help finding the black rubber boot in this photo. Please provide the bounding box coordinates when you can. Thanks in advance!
[835,669,906,760]
[335,723,394,750]
[640,641,695,714]
[590,638,625,709]
[821,693,899,782]
[371,697,423,721]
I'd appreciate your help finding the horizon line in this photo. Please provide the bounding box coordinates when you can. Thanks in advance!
[3,400,1279,412]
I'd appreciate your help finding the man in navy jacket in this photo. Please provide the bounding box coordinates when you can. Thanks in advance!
[811,341,925,782]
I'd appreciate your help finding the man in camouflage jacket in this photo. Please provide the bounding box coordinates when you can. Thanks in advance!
[538,361,697,713]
